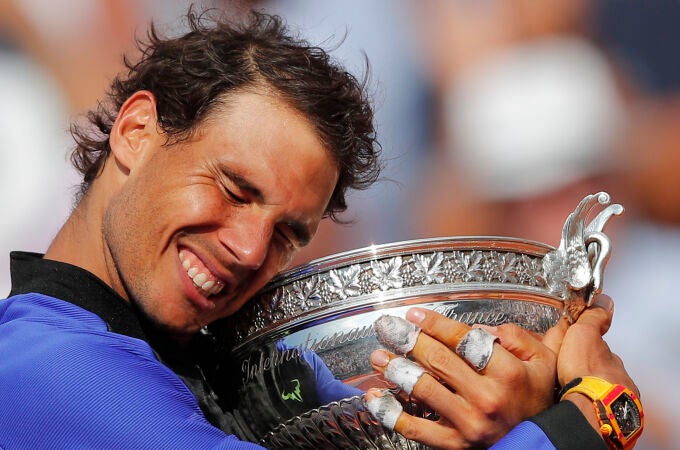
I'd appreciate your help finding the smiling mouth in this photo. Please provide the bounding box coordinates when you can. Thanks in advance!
[179,250,226,297]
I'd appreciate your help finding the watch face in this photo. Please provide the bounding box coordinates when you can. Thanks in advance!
[611,393,642,437]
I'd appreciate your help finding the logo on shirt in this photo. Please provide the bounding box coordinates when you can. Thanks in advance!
[281,378,303,402]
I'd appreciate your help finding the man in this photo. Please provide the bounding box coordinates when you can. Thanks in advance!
[1,9,379,449]
[0,8,640,450]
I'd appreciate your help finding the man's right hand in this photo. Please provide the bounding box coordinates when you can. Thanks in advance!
[557,295,638,394]
[557,295,641,435]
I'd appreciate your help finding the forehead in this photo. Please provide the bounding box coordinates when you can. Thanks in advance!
[200,89,326,155]
[192,89,338,204]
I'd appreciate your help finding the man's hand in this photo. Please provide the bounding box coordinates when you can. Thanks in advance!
[557,295,640,434]
[557,295,637,392]
[369,307,569,449]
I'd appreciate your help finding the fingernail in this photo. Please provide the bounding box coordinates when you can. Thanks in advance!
[406,308,426,324]
[371,349,391,367]
[593,294,614,314]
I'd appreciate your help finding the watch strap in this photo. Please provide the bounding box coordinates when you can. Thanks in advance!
[559,376,643,450]
[561,376,615,401]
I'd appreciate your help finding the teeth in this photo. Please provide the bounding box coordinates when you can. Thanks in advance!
[193,272,208,286]
[212,281,225,296]
[180,250,226,297]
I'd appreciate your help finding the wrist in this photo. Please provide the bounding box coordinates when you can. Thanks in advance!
[563,392,601,432]
[559,376,644,449]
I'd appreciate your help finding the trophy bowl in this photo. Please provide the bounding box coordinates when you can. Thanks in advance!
[206,192,623,449]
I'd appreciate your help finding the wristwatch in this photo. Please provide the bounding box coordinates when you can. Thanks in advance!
[560,376,644,449]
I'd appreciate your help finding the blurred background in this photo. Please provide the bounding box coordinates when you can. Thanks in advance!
[1,0,678,448]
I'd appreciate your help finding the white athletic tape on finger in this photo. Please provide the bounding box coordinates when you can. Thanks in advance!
[384,357,426,395]
[365,389,403,431]
[455,327,498,372]
[373,315,421,355]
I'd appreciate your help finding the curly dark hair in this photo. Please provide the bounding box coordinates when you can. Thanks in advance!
[70,8,381,221]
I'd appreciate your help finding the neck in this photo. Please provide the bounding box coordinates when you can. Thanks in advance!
[45,182,126,301]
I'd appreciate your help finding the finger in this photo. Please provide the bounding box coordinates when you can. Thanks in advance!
[365,388,467,449]
[364,386,474,449]
[395,414,468,449]
[592,294,614,335]
[409,329,481,387]
[373,314,421,355]
[403,308,484,385]
[539,316,570,356]
[472,323,558,363]
[593,294,615,315]
[371,352,428,395]
[372,312,481,391]
[578,295,614,335]
[405,307,471,349]
[370,350,472,424]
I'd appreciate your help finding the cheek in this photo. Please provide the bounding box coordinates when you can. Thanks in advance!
[264,245,294,277]
[161,185,227,228]
[279,247,297,269]
[247,246,294,293]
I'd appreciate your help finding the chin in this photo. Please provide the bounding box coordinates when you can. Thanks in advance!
[140,308,203,340]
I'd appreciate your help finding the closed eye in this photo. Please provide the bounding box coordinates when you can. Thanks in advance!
[224,187,248,205]
[277,222,312,249]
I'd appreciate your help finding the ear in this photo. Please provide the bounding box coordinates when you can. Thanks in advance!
[109,90,159,172]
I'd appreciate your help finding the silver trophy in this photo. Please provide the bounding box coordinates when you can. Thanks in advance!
[206,192,623,449]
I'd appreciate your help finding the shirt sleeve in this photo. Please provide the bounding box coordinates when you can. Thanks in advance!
[490,421,556,450]
[491,401,608,450]
[0,316,266,450]
[300,347,364,404]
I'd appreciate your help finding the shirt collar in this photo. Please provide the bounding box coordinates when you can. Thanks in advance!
[8,251,148,341]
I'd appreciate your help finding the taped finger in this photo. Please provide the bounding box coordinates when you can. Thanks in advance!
[365,388,403,430]
[384,357,427,395]
[455,327,499,372]
[374,315,421,355]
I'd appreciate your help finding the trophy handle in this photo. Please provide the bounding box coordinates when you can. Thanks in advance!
[543,192,623,321]
[584,231,611,307]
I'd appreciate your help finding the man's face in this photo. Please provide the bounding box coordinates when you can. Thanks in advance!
[103,91,338,338]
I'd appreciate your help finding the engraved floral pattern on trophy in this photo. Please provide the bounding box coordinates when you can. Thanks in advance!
[542,191,624,321]
[230,248,553,345]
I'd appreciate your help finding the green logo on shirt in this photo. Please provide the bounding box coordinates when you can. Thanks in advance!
[281,378,303,402]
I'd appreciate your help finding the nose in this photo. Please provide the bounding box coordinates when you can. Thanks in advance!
[218,212,272,270]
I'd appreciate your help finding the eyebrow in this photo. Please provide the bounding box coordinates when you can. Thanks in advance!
[221,167,313,247]
[221,167,264,202]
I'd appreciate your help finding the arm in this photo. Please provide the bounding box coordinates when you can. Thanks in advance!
[0,314,265,450]
[491,401,607,450]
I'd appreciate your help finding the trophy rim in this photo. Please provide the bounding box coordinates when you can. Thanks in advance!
[267,235,555,289]
[219,235,559,350]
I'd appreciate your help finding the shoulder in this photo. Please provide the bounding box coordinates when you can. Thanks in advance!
[0,294,265,449]
[1,292,183,409]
